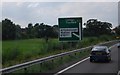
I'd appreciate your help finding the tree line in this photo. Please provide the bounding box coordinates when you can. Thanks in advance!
[1,18,120,40]
[84,19,113,36]
[2,18,58,40]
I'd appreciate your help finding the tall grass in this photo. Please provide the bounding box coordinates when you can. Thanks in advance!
[2,36,115,67]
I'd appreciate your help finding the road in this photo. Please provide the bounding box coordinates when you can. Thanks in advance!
[56,44,119,75]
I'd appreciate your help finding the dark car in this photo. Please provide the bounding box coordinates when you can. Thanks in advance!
[90,46,111,62]
[118,43,120,48]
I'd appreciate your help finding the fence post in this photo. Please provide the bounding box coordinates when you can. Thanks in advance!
[24,68,27,73]
[75,53,76,55]
[69,54,71,57]
[61,57,63,60]
[80,51,82,53]
[51,59,54,63]
[39,63,42,72]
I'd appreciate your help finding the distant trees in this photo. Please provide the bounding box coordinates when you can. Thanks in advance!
[114,25,120,36]
[15,25,22,39]
[2,19,16,40]
[0,22,2,40]
[2,18,58,40]
[27,23,34,38]
[2,18,117,40]
[83,19,112,37]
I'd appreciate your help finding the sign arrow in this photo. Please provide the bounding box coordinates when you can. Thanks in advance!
[72,33,80,38]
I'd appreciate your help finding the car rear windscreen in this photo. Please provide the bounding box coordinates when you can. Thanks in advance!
[91,51,107,55]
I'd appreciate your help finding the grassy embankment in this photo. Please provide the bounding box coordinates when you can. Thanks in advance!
[2,35,115,68]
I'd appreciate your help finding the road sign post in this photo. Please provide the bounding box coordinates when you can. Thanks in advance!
[58,17,82,41]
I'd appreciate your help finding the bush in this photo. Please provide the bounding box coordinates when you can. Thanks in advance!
[99,35,112,41]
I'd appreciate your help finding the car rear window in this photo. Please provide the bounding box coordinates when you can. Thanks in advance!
[92,47,106,51]
[91,51,107,55]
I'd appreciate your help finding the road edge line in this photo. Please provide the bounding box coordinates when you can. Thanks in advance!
[54,57,90,75]
[117,71,120,75]
[54,43,118,75]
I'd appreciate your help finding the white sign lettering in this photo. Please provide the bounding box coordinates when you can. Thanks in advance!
[60,28,78,37]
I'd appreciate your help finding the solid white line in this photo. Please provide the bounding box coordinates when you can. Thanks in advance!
[109,43,117,49]
[54,43,118,75]
[117,70,120,75]
[54,57,90,75]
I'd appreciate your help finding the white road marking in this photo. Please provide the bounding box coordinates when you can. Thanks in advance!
[109,43,117,49]
[54,57,90,75]
[117,71,120,75]
[54,43,118,75]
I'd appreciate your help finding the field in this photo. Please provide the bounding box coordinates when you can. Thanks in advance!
[3,39,60,67]
[2,35,115,67]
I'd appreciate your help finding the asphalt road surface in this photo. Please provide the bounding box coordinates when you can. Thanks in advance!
[57,44,119,74]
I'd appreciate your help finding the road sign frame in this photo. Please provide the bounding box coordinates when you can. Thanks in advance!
[58,17,82,42]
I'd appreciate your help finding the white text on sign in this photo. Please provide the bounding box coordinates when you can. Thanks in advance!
[60,28,78,37]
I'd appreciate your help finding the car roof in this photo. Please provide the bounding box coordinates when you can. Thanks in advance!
[92,46,108,51]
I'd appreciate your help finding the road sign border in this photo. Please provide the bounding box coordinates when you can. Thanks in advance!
[58,17,82,42]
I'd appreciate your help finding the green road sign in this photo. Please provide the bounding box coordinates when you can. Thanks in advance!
[58,17,82,41]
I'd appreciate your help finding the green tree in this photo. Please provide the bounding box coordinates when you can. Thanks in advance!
[21,28,28,39]
[52,25,59,38]
[26,23,34,38]
[83,19,112,37]
[2,18,59,40]
[2,18,16,40]
[15,25,22,39]
[33,23,40,38]
[0,22,2,40]
[114,25,120,35]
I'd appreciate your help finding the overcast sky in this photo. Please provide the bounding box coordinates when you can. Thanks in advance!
[1,1,119,28]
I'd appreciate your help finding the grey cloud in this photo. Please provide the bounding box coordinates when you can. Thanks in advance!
[118,1,120,25]
[2,2,118,28]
